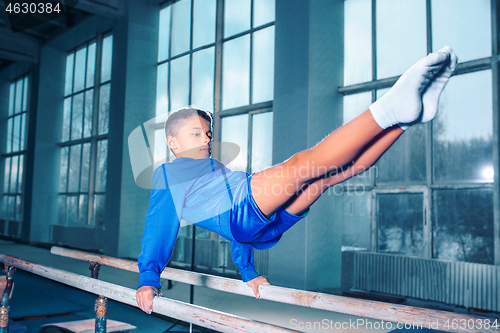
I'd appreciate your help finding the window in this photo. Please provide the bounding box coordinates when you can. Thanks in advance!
[157,0,275,276]
[58,34,113,228]
[2,74,29,237]
[341,0,494,265]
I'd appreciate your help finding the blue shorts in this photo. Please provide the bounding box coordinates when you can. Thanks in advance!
[229,175,309,250]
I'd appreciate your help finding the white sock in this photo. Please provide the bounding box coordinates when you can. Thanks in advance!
[369,51,450,130]
[421,46,458,123]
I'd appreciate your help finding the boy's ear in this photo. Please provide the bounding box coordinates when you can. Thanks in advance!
[166,135,177,152]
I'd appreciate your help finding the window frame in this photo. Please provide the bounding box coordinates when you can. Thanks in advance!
[57,31,113,228]
[157,0,276,276]
[1,73,30,237]
[340,0,498,265]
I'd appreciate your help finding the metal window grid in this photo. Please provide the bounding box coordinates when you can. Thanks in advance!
[157,0,276,276]
[58,32,112,227]
[1,74,30,237]
[339,0,499,264]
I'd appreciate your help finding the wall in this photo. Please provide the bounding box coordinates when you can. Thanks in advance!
[270,0,344,291]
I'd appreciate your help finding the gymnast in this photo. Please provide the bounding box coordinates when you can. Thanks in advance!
[136,46,458,314]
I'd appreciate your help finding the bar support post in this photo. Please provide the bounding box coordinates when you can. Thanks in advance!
[0,265,15,333]
[90,261,107,333]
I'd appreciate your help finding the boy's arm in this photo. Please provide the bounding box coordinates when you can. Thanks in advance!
[230,241,270,298]
[230,241,259,282]
[138,166,182,289]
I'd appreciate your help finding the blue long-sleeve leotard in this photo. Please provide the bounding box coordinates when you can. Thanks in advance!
[138,157,260,289]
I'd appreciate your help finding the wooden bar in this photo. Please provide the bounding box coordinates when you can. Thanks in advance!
[50,246,498,333]
[0,254,299,333]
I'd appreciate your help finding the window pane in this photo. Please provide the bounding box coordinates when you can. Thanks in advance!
[251,112,272,172]
[1,196,7,220]
[101,35,113,83]
[86,42,96,88]
[170,55,190,110]
[65,53,74,95]
[95,140,108,192]
[4,158,11,193]
[58,195,66,225]
[376,0,426,79]
[193,0,216,49]
[342,191,371,251]
[15,195,21,222]
[9,155,18,196]
[59,147,69,192]
[12,114,20,152]
[80,143,91,192]
[377,193,424,257]
[6,118,12,153]
[74,46,87,92]
[14,79,22,115]
[8,83,15,116]
[157,63,169,115]
[22,76,29,111]
[221,114,248,171]
[158,6,172,62]
[98,83,110,135]
[93,194,105,227]
[344,0,371,85]
[224,0,251,37]
[192,47,215,111]
[62,97,71,142]
[8,196,15,220]
[343,92,371,124]
[154,127,171,163]
[84,90,93,138]
[71,92,84,140]
[253,0,275,27]
[432,0,491,62]
[68,144,82,193]
[376,124,426,184]
[223,35,250,109]
[79,194,88,225]
[20,113,26,151]
[17,155,23,194]
[171,0,191,57]
[252,26,274,104]
[375,88,426,184]
[433,189,493,265]
[67,195,78,225]
[433,70,493,183]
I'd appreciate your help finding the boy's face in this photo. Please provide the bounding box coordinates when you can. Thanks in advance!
[167,115,212,159]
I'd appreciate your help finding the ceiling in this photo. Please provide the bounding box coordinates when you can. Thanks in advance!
[0,0,124,72]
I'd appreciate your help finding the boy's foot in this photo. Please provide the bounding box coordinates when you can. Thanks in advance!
[369,48,451,130]
[420,46,458,124]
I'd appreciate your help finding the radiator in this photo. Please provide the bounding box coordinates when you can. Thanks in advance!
[353,252,500,312]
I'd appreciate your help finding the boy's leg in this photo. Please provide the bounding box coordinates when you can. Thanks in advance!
[250,49,454,216]
[251,109,383,216]
[280,125,404,216]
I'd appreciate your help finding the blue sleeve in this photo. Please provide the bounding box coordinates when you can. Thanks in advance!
[230,241,260,282]
[138,166,181,289]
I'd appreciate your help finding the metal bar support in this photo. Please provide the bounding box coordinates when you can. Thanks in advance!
[89,261,107,333]
[0,265,15,333]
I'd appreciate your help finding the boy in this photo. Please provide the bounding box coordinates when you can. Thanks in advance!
[136,46,457,314]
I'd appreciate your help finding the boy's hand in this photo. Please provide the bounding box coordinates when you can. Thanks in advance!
[136,286,163,314]
[246,276,270,299]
